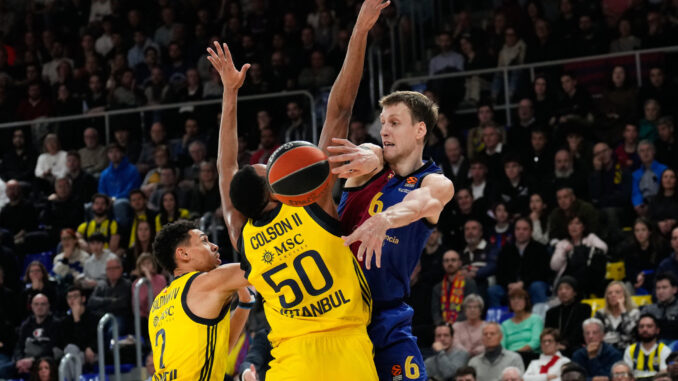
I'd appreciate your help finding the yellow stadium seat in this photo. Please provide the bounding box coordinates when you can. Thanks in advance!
[581,295,654,317]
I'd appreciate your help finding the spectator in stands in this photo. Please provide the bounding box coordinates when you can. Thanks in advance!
[638,67,677,116]
[439,188,483,251]
[127,30,159,69]
[559,363,587,381]
[526,19,559,63]
[88,256,131,334]
[128,190,155,248]
[132,253,166,338]
[171,117,205,164]
[500,288,543,363]
[594,281,640,352]
[53,229,89,286]
[547,149,590,202]
[623,314,671,379]
[66,151,98,206]
[455,366,477,381]
[501,367,524,381]
[125,220,154,275]
[589,142,632,239]
[42,177,84,239]
[498,155,535,216]
[78,128,108,175]
[528,193,549,245]
[666,354,678,381]
[632,140,667,216]
[141,146,172,196]
[453,295,487,357]
[13,294,60,376]
[468,158,497,213]
[655,117,677,170]
[643,273,678,341]
[551,215,608,297]
[77,193,119,252]
[142,66,169,105]
[555,72,593,124]
[20,262,57,318]
[615,123,641,171]
[611,362,635,381]
[492,26,526,101]
[154,7,177,48]
[348,120,379,146]
[430,31,465,75]
[610,19,641,53]
[425,323,471,381]
[639,99,661,142]
[467,102,498,159]
[109,68,145,108]
[620,218,670,291]
[531,76,557,126]
[490,218,550,307]
[34,133,67,184]
[149,167,187,210]
[297,50,335,89]
[59,286,97,371]
[572,318,623,379]
[573,14,607,56]
[657,227,678,278]
[281,101,312,142]
[0,129,36,182]
[461,219,498,295]
[0,179,38,245]
[188,161,220,216]
[78,233,116,290]
[250,127,279,165]
[155,190,189,232]
[458,36,492,105]
[478,124,506,179]
[468,323,524,381]
[487,202,514,251]
[83,74,107,113]
[442,137,469,189]
[16,82,52,121]
[163,42,189,83]
[523,128,554,181]
[548,186,600,240]
[545,276,591,357]
[98,143,141,228]
[113,125,141,164]
[432,249,479,325]
[507,99,536,150]
[180,141,207,186]
[600,66,638,145]
[28,356,57,381]
[138,122,172,171]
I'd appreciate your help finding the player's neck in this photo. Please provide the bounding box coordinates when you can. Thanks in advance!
[388,149,424,177]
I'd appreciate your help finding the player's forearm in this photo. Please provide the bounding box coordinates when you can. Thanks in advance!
[216,89,239,173]
[319,28,369,149]
[380,187,443,229]
[228,306,249,352]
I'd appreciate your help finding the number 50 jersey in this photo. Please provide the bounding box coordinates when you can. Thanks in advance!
[239,203,372,346]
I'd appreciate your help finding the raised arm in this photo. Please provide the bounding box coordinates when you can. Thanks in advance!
[343,173,454,269]
[208,41,251,249]
[315,0,389,213]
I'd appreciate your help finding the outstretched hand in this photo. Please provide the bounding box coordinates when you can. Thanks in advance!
[342,213,389,270]
[355,0,391,32]
[327,138,380,178]
[206,41,250,91]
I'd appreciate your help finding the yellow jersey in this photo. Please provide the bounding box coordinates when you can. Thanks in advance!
[240,203,372,346]
[77,218,118,249]
[148,271,231,381]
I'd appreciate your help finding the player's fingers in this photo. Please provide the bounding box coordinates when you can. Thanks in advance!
[342,233,357,247]
[327,152,358,163]
[374,242,382,268]
[223,43,234,62]
[363,245,373,270]
[357,242,367,265]
[326,145,354,155]
[213,40,224,59]
[379,0,391,10]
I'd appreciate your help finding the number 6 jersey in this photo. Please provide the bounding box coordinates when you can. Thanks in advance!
[239,202,372,347]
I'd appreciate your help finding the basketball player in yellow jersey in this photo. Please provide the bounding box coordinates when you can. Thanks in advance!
[207,2,388,379]
[148,220,255,381]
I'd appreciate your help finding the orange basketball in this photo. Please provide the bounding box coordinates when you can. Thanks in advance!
[266,141,331,207]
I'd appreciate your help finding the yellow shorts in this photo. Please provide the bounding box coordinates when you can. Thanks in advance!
[266,329,378,381]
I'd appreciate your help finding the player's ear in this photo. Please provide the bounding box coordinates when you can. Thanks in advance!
[415,121,426,141]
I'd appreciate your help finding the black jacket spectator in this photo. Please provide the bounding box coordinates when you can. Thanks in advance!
[589,162,632,209]
[69,169,98,206]
[0,195,38,236]
[496,240,551,290]
[0,130,37,182]
[87,277,132,328]
[59,309,98,354]
[13,313,60,362]
[545,300,592,357]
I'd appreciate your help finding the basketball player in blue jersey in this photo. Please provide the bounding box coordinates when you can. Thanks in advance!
[327,92,455,380]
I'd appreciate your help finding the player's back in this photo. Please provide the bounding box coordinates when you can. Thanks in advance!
[240,202,372,344]
[148,271,230,381]
[240,202,377,380]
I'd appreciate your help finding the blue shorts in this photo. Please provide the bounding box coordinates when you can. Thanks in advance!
[369,302,427,381]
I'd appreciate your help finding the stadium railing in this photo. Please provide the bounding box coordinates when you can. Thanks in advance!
[389,45,678,125]
[58,352,81,381]
[97,313,122,381]
[133,278,154,379]
[0,90,318,144]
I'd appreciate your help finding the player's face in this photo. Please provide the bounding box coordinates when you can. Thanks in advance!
[380,103,423,164]
[185,229,221,271]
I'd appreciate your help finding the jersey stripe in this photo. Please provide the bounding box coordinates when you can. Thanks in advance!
[352,259,372,313]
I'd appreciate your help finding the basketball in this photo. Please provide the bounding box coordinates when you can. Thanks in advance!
[266,141,331,207]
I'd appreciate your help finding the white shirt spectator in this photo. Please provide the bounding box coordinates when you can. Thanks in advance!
[623,342,671,379]
[95,33,114,57]
[524,352,570,381]
[35,150,68,179]
[429,51,465,75]
[89,0,112,22]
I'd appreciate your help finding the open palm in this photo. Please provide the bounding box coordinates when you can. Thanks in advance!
[206,41,250,91]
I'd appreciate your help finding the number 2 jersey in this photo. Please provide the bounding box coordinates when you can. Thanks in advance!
[239,203,372,347]
[337,161,441,346]
[148,271,231,381]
